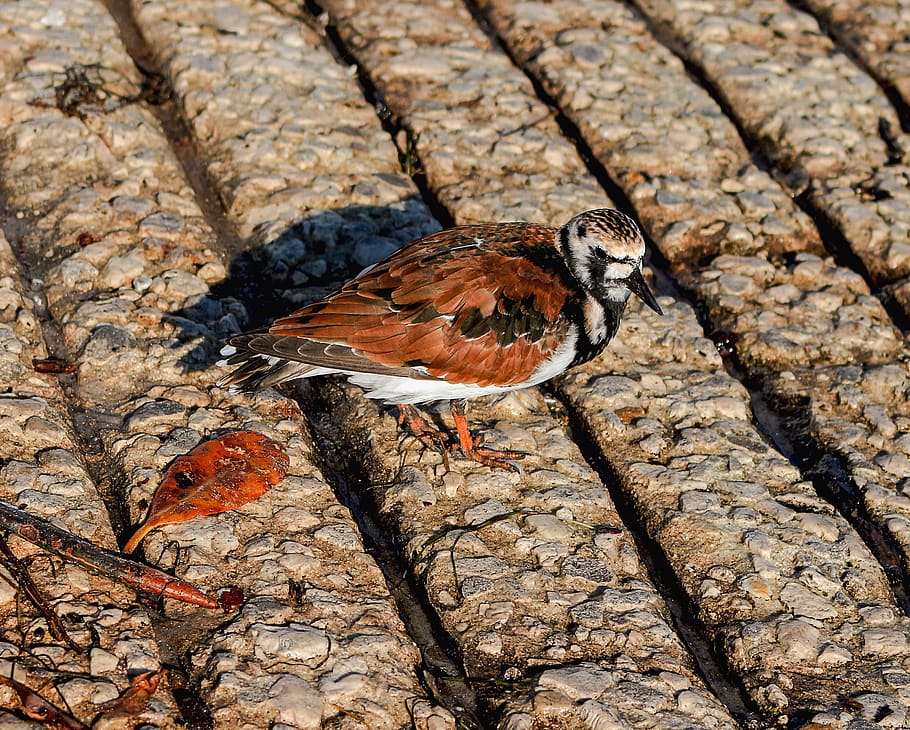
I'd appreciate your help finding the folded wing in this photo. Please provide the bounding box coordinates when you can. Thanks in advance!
[226,223,577,389]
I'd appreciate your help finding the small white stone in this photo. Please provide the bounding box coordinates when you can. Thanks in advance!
[861,628,910,656]
[57,679,119,708]
[89,648,120,675]
[313,523,361,549]
[538,663,609,701]
[474,631,503,655]
[817,643,852,665]
[268,675,322,729]
[41,7,67,26]
[251,623,330,662]
[776,619,820,660]
[779,582,838,620]
[677,689,709,712]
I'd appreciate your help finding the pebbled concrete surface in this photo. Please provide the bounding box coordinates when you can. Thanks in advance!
[1,0,909,728]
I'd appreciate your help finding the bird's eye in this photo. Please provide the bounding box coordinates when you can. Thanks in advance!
[593,247,607,259]
[576,223,586,238]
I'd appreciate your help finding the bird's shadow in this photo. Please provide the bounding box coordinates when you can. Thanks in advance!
[167,198,441,372]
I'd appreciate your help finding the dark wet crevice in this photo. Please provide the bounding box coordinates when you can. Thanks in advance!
[542,387,765,730]
[680,286,910,616]
[613,0,910,609]
[0,195,132,542]
[297,0,457,229]
[793,188,910,332]
[760,383,910,616]
[99,0,246,264]
[72,1,246,725]
[293,380,487,729]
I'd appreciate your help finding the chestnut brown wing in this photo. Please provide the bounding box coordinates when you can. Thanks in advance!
[268,223,577,387]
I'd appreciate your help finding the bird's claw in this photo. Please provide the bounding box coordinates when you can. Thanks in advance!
[397,405,453,468]
[398,403,526,472]
[459,437,526,472]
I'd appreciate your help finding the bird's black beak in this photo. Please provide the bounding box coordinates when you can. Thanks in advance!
[626,267,663,315]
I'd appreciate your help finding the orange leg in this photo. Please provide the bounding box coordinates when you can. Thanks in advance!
[397,404,451,469]
[396,402,524,471]
[450,399,524,472]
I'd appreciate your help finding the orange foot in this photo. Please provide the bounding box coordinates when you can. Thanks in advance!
[450,399,525,472]
[397,404,452,469]
[396,402,525,471]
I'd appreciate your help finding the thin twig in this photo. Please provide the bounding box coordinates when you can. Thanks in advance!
[0,535,80,651]
[0,501,217,608]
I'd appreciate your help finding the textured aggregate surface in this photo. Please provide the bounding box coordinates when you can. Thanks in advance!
[0,1,445,727]
[631,0,910,309]
[1,0,910,728]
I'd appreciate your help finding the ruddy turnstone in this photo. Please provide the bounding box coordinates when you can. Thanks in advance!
[218,208,662,469]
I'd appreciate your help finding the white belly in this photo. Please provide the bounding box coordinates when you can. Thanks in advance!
[221,328,579,405]
[345,326,578,404]
[345,373,522,404]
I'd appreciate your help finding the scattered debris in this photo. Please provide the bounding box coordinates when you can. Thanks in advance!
[75,231,100,246]
[0,535,79,651]
[29,63,171,122]
[32,357,78,374]
[217,585,245,611]
[0,675,88,730]
[879,117,905,165]
[99,669,168,718]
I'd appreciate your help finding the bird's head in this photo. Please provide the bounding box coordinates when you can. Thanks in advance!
[559,208,663,315]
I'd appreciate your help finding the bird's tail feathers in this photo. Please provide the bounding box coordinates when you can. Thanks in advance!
[216,339,320,392]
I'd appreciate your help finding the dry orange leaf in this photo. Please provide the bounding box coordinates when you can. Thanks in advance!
[124,431,289,553]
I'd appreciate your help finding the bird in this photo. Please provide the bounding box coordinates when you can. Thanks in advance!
[218,208,663,470]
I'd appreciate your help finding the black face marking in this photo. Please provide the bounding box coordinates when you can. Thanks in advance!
[558,225,577,273]
[565,294,628,368]
[591,249,634,265]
